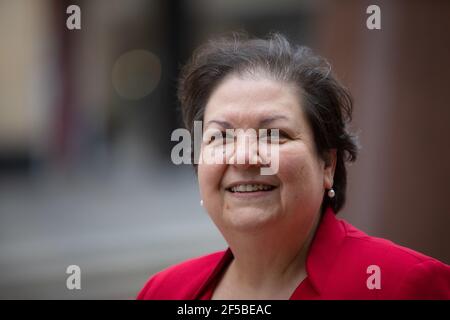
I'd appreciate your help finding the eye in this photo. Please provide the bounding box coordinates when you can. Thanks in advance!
[224,131,235,143]
[205,131,234,144]
[260,129,289,143]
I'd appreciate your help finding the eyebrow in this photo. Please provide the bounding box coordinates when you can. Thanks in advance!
[206,115,289,128]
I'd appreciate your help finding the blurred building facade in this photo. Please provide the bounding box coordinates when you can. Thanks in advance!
[0,0,449,298]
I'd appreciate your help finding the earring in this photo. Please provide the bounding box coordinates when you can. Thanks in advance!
[200,200,204,206]
[328,188,335,198]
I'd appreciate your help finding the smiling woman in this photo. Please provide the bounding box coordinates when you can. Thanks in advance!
[137,33,450,300]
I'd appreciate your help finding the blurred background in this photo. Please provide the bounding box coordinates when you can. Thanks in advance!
[0,0,449,299]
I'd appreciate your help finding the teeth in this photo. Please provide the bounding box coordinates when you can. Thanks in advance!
[230,184,273,193]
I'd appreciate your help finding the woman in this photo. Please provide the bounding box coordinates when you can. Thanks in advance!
[137,33,450,299]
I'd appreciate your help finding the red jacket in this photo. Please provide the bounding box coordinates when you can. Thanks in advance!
[137,208,450,299]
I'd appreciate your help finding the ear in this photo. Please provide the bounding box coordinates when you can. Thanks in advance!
[323,149,337,190]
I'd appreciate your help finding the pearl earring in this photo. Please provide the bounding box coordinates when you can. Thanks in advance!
[200,200,204,206]
[328,188,335,198]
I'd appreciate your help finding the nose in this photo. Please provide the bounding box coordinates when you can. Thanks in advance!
[229,130,262,168]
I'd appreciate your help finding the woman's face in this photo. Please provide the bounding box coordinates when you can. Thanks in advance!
[198,74,335,234]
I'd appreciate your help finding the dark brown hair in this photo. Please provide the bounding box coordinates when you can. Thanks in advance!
[178,32,358,213]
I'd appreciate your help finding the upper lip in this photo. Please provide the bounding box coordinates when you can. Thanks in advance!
[225,180,278,190]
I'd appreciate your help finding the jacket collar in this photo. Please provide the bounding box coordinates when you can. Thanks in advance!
[303,206,347,295]
[195,206,346,298]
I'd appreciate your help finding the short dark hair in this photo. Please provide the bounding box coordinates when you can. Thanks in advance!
[178,32,358,214]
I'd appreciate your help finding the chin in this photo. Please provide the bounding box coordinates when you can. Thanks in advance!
[222,207,279,232]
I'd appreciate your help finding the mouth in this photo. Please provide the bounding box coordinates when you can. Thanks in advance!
[225,182,277,194]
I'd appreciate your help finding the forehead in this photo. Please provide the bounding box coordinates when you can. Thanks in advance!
[204,74,304,126]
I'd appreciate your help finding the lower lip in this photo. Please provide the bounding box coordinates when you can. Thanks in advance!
[226,188,277,199]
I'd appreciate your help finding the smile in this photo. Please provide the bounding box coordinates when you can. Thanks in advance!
[226,183,276,193]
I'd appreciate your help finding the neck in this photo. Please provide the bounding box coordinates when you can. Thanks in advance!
[222,212,322,292]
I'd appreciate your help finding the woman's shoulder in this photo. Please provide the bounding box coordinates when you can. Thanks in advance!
[334,218,450,299]
[340,218,446,267]
[136,249,227,300]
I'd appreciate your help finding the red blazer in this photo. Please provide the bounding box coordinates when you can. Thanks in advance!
[137,208,450,299]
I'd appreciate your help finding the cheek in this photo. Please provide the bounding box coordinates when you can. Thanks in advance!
[278,146,324,192]
[198,163,228,221]
[198,163,225,197]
